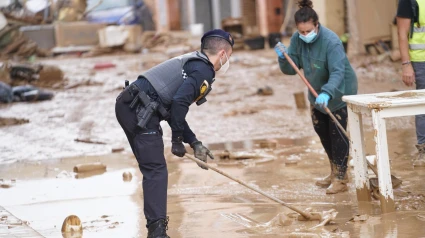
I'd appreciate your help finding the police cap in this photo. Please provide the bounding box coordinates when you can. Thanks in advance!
[201,29,234,47]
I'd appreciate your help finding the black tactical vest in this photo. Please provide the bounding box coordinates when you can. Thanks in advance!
[142,51,211,106]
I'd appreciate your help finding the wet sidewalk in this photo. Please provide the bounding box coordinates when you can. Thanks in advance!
[0,206,44,238]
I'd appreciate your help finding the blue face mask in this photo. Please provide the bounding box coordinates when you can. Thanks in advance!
[299,30,317,43]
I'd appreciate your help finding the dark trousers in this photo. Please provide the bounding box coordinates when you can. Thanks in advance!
[115,89,168,227]
[311,106,350,179]
[413,62,425,145]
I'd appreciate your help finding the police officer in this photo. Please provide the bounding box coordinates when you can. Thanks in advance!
[115,29,233,238]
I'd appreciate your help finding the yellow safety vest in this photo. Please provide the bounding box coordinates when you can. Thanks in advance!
[410,0,425,62]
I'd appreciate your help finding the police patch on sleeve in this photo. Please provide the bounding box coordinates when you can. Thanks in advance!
[195,80,210,102]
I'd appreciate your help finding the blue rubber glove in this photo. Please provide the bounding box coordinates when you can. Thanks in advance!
[315,93,331,108]
[274,42,287,59]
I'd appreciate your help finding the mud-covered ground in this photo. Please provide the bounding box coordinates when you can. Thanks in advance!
[1,47,425,237]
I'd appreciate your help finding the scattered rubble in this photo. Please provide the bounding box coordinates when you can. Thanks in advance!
[224,108,258,117]
[0,62,64,89]
[349,214,369,222]
[0,117,29,127]
[0,23,51,59]
[93,62,116,70]
[73,162,106,173]
[417,214,425,221]
[111,147,124,153]
[56,170,74,179]
[61,215,83,234]
[74,138,107,145]
[257,86,273,96]
[0,179,16,188]
[258,139,278,149]
[294,92,307,109]
[216,150,275,160]
[122,172,132,182]
[64,78,103,90]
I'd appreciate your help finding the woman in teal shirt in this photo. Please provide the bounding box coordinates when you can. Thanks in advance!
[275,0,358,194]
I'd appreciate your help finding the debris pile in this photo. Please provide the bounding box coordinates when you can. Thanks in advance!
[0,22,51,59]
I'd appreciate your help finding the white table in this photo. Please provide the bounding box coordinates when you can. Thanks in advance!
[343,89,425,213]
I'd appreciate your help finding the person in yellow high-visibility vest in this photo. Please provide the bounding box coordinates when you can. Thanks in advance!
[398,0,425,167]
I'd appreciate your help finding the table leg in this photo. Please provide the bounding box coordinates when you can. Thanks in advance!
[347,106,371,202]
[371,109,395,213]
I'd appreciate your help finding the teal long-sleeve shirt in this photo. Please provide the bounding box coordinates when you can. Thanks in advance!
[278,25,358,114]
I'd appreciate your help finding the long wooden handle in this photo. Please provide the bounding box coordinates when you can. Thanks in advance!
[282,51,349,138]
[184,154,312,219]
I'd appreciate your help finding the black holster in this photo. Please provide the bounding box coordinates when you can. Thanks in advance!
[128,84,169,129]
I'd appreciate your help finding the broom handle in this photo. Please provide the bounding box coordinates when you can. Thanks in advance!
[184,154,312,219]
[282,51,350,138]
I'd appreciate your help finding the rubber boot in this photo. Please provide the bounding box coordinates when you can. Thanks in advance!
[414,144,425,167]
[147,217,170,238]
[326,166,348,194]
[315,163,334,188]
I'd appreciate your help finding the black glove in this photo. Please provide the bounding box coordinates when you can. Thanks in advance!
[190,141,214,170]
[171,136,186,157]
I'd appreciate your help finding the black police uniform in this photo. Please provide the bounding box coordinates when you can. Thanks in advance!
[115,29,233,237]
[115,54,215,226]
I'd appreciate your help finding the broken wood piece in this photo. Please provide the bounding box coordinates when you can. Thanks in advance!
[0,117,29,127]
[123,172,132,182]
[257,86,273,96]
[0,179,16,188]
[75,169,105,179]
[65,79,103,90]
[294,91,307,109]
[2,37,26,55]
[228,151,275,160]
[289,232,320,238]
[216,150,275,160]
[258,139,278,149]
[214,150,231,160]
[74,138,106,145]
[61,215,82,234]
[48,113,65,118]
[73,162,106,173]
[350,214,369,222]
[285,160,298,166]
[112,147,124,153]
[93,63,116,70]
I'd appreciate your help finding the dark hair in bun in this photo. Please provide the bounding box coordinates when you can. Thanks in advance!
[295,0,319,25]
[297,0,313,8]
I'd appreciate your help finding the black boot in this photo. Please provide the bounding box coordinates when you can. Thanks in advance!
[147,217,170,238]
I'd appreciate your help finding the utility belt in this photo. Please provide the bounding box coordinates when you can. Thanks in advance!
[122,81,170,129]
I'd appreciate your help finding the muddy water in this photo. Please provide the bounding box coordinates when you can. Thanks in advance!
[1,128,425,237]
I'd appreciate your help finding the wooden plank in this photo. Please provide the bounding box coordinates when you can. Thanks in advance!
[0,206,44,237]
[347,107,371,202]
[343,89,425,109]
[371,109,395,213]
[380,104,425,118]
